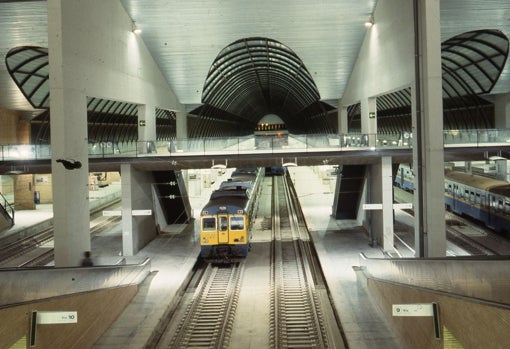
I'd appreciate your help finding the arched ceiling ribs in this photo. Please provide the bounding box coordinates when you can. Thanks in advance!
[441,29,509,96]
[196,37,328,136]
[5,46,49,109]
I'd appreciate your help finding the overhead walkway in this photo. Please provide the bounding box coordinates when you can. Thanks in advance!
[1,129,510,174]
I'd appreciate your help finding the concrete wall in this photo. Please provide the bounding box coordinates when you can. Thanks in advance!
[13,174,35,210]
[48,0,183,112]
[0,110,20,144]
[341,0,414,107]
[0,286,137,349]
[121,164,157,255]
[495,93,510,128]
[366,278,510,349]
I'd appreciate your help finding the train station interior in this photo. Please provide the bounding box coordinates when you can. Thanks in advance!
[1,0,510,348]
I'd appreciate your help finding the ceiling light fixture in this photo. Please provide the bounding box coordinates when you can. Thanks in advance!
[132,22,142,34]
[364,16,374,28]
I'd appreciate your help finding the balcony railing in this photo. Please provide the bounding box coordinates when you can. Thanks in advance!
[1,129,509,161]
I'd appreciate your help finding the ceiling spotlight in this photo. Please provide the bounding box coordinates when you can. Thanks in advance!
[364,16,374,28]
[132,22,142,34]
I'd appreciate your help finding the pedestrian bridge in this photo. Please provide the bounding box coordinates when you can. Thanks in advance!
[1,130,510,173]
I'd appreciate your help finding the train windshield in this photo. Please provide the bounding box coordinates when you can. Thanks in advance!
[202,217,216,231]
[219,216,228,231]
[230,216,244,230]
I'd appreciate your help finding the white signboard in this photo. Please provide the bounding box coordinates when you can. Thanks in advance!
[392,303,434,317]
[132,209,152,216]
[103,209,152,216]
[103,210,121,216]
[393,203,413,210]
[363,203,413,210]
[362,203,383,210]
[37,311,78,324]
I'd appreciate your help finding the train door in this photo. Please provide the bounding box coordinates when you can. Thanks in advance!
[488,195,497,229]
[218,215,229,244]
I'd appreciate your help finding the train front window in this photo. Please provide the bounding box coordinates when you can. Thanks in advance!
[230,216,244,230]
[202,217,216,231]
[219,217,228,231]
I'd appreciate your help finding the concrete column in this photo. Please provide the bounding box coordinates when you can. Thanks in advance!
[121,164,134,256]
[137,104,156,154]
[361,97,377,146]
[338,104,348,134]
[412,0,446,257]
[176,111,188,139]
[494,93,510,128]
[381,156,394,253]
[13,175,35,210]
[121,164,157,256]
[48,1,91,266]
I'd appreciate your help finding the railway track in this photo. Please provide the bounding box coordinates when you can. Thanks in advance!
[270,175,345,349]
[0,203,121,267]
[152,262,244,349]
[151,173,344,349]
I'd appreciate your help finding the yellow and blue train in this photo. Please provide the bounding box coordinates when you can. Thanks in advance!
[199,168,263,262]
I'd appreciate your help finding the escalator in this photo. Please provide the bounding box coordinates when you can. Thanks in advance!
[332,165,366,219]
[0,193,14,232]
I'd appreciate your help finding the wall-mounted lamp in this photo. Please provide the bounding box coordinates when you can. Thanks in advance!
[132,22,142,34]
[364,16,374,28]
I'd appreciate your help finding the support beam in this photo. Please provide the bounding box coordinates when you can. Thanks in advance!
[361,97,377,147]
[137,104,156,154]
[381,156,394,252]
[412,0,446,257]
[495,93,510,128]
[48,1,91,266]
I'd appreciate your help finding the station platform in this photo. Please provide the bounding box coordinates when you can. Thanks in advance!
[3,167,401,348]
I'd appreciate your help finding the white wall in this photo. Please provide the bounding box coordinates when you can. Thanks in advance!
[48,0,183,111]
[341,0,414,107]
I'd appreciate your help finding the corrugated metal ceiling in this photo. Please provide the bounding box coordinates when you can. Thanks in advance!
[0,0,510,115]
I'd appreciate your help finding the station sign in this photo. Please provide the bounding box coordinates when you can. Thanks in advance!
[362,203,413,210]
[392,303,441,339]
[392,303,433,317]
[103,209,152,216]
[36,311,78,324]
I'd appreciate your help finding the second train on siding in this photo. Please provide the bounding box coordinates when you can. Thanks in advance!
[395,163,510,235]
[199,168,264,263]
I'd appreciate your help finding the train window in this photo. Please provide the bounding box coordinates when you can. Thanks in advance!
[464,189,469,200]
[470,191,474,202]
[202,217,216,231]
[220,217,228,231]
[498,199,503,211]
[475,193,480,204]
[230,216,244,230]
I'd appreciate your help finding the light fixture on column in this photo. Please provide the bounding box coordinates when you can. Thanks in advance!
[132,21,142,34]
[364,15,374,28]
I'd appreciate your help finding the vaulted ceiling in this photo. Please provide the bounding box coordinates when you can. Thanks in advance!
[1,0,510,139]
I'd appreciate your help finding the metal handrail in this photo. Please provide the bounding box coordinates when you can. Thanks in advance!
[0,129,509,161]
